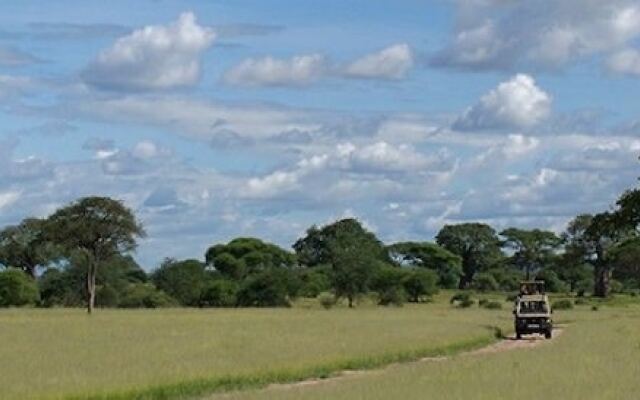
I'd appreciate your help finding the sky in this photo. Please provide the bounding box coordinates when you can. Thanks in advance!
[1,0,639,269]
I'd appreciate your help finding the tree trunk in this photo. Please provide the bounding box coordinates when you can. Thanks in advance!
[86,261,97,314]
[594,264,610,298]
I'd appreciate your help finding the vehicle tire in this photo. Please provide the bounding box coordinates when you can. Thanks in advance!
[545,329,552,339]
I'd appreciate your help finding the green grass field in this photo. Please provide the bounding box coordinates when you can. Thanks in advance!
[212,303,640,400]
[0,293,511,400]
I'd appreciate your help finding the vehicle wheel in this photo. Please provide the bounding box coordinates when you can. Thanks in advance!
[545,329,552,339]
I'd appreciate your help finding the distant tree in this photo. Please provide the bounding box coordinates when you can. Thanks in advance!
[296,266,332,297]
[387,241,462,288]
[371,265,408,306]
[472,272,499,292]
[45,197,145,314]
[118,283,177,308]
[205,237,296,280]
[0,218,58,279]
[236,268,291,307]
[200,280,238,307]
[293,219,389,267]
[500,228,562,279]
[436,223,503,289]
[0,269,40,307]
[610,238,640,289]
[402,268,438,302]
[151,258,207,306]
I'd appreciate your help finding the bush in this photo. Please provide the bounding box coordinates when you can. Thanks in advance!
[610,279,624,294]
[535,270,569,293]
[371,266,408,306]
[297,267,331,298]
[505,293,518,302]
[236,268,291,307]
[552,299,574,310]
[0,269,39,307]
[483,301,503,309]
[591,305,599,311]
[200,280,238,307]
[118,283,177,308]
[478,298,489,307]
[378,286,406,307]
[574,298,589,306]
[575,279,593,297]
[317,292,336,309]
[450,292,471,304]
[402,269,438,302]
[96,285,119,308]
[472,273,499,292]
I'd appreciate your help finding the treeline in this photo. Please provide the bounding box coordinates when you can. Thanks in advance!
[1,184,639,312]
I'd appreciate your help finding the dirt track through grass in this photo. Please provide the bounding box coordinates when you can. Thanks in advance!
[251,328,565,393]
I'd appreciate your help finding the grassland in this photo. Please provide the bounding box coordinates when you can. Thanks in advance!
[212,303,640,400]
[0,293,511,400]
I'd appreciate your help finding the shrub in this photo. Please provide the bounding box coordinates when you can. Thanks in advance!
[458,298,475,308]
[483,301,502,309]
[450,292,471,304]
[151,259,207,306]
[505,293,518,302]
[472,272,499,292]
[574,298,589,306]
[317,291,336,309]
[96,285,119,308]
[478,298,489,307]
[591,305,599,311]
[535,270,569,293]
[236,268,291,307]
[402,269,438,302]
[200,280,238,307]
[119,283,177,308]
[552,299,574,310]
[378,286,407,307]
[297,267,331,298]
[0,269,39,307]
[609,279,624,294]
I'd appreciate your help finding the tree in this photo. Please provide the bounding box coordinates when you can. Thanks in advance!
[563,213,623,297]
[205,237,296,279]
[610,238,640,289]
[236,268,291,307]
[371,265,408,306]
[200,280,238,307]
[500,228,561,279]
[0,218,57,279]
[45,197,145,314]
[436,223,503,289]
[0,269,40,307]
[402,268,438,302]
[387,241,462,288]
[293,219,389,267]
[151,258,208,306]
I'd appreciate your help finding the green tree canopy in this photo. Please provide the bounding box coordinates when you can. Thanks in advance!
[45,197,145,313]
[205,237,296,280]
[436,223,503,289]
[387,241,462,288]
[0,218,58,279]
[500,228,562,279]
[293,218,389,267]
[151,258,207,306]
[0,269,39,307]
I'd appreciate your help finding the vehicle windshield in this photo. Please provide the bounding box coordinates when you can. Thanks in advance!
[519,301,548,314]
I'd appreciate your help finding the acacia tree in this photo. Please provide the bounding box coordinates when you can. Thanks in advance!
[500,228,561,280]
[46,197,145,314]
[436,223,502,289]
[387,241,462,288]
[0,218,57,279]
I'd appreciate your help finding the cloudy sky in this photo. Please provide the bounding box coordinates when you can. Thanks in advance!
[1,0,639,268]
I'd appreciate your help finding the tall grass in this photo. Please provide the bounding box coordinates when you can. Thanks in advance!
[215,306,640,400]
[0,296,510,400]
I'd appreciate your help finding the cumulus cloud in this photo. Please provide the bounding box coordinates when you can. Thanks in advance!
[607,48,640,76]
[82,12,215,91]
[223,43,413,87]
[223,54,327,86]
[453,74,551,131]
[343,43,414,80]
[433,1,640,71]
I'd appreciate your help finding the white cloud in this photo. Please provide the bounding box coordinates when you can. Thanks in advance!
[607,48,640,75]
[82,12,215,90]
[223,54,327,86]
[343,43,414,80]
[0,47,40,66]
[434,1,640,71]
[223,43,413,87]
[453,74,551,131]
[0,191,21,211]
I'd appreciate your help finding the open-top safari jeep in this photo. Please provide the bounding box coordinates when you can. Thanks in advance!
[513,281,553,339]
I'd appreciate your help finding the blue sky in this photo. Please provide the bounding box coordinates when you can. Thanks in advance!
[1,0,639,268]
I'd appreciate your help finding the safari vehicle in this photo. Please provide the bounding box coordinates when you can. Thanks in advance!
[513,281,553,339]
